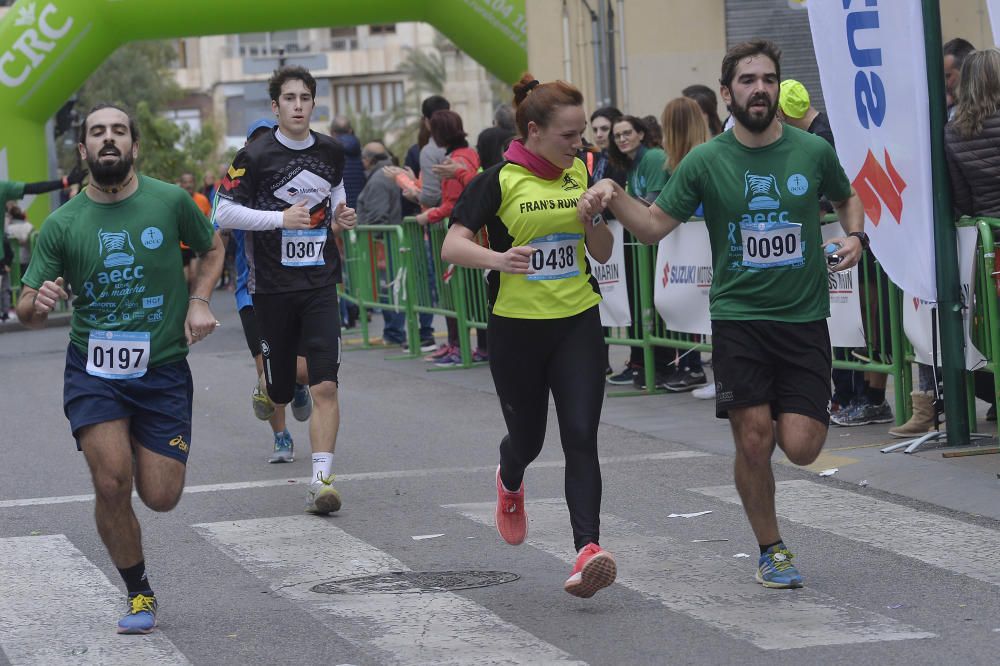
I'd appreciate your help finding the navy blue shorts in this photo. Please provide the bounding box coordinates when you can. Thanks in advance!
[63,344,194,464]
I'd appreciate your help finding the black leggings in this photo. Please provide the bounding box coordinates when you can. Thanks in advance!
[489,306,605,550]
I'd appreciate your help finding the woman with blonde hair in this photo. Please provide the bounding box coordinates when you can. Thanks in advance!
[946,47,1000,218]
[661,96,710,174]
[652,96,712,393]
[945,47,1000,422]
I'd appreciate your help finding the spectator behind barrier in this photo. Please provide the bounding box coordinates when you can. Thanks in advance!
[330,116,366,209]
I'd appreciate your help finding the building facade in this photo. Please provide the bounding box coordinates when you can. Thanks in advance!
[526,0,994,125]
[167,23,496,151]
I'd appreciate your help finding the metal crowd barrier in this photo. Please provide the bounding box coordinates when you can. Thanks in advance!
[971,216,1000,424]
[342,216,1000,429]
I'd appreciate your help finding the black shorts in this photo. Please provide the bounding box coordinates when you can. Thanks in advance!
[63,344,194,464]
[253,286,341,404]
[239,305,309,360]
[712,319,831,425]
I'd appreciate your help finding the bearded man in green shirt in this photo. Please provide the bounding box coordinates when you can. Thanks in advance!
[578,40,868,589]
[17,104,224,634]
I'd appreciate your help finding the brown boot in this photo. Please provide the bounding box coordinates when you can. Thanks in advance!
[888,391,938,438]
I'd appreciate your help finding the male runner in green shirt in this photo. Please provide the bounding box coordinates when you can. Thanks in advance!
[17,103,223,634]
[578,40,867,589]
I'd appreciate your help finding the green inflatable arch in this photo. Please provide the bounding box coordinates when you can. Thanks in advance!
[0,0,526,219]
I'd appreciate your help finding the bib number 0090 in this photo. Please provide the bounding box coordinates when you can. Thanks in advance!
[527,233,581,281]
[86,331,150,379]
[740,221,803,269]
[281,229,327,267]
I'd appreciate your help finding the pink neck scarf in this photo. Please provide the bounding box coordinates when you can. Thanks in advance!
[503,139,565,180]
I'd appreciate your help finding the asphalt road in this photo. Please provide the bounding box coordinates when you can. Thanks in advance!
[1,302,999,665]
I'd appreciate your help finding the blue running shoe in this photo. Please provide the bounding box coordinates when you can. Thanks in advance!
[756,544,803,588]
[117,592,157,634]
[291,383,312,422]
[268,430,294,464]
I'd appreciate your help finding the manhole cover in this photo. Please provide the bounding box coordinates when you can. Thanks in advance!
[311,570,519,595]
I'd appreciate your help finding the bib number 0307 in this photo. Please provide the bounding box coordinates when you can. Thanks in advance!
[281,229,327,267]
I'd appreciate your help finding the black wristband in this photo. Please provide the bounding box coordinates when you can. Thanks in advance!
[848,231,870,251]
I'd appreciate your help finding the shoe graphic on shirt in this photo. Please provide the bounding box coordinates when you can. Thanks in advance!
[98,229,137,268]
[744,171,781,211]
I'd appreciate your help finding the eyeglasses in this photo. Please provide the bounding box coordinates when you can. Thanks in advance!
[613,129,635,140]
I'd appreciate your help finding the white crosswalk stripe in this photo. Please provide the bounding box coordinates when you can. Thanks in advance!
[193,515,584,665]
[692,479,1000,587]
[0,535,189,666]
[447,499,934,650]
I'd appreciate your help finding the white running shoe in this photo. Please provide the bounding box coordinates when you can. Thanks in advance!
[692,383,716,400]
[305,473,342,514]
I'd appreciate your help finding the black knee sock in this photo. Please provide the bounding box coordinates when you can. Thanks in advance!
[759,540,783,555]
[866,385,885,405]
[118,560,153,596]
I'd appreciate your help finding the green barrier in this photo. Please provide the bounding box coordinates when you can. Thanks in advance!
[341,224,419,359]
[972,217,1000,425]
[341,216,913,422]
[610,217,909,424]
[342,217,490,370]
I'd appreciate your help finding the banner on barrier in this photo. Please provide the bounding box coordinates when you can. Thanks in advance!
[988,0,1000,45]
[589,220,631,327]
[808,2,937,302]
[822,225,865,348]
[653,221,712,336]
[903,227,986,370]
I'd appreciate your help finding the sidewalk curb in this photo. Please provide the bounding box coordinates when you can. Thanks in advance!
[0,311,72,334]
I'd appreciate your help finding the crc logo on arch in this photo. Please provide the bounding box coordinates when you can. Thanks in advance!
[844,0,908,226]
[0,3,74,88]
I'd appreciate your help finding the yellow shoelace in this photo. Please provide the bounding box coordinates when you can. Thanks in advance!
[316,472,336,486]
[768,550,796,572]
[128,593,155,614]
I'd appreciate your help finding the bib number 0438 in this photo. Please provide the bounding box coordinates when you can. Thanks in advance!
[281,229,327,267]
[86,331,150,379]
[527,233,581,281]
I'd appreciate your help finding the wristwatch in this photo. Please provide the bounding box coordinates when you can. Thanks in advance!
[848,231,870,251]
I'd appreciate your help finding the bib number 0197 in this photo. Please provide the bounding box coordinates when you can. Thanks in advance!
[86,331,150,379]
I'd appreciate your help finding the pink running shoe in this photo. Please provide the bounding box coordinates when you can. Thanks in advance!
[424,344,454,362]
[494,465,527,545]
[564,543,617,598]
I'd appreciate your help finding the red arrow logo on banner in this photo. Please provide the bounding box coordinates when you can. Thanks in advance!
[852,149,907,226]
[662,262,670,287]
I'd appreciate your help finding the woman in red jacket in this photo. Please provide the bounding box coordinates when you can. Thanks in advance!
[416,110,480,226]
[415,110,484,364]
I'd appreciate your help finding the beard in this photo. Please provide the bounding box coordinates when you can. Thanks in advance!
[731,91,778,133]
[87,146,134,187]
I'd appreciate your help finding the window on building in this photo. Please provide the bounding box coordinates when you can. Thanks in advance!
[232,31,309,58]
[163,108,202,135]
[329,27,358,52]
[332,81,405,117]
[369,24,396,35]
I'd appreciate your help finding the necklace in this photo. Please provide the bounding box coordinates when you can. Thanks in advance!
[89,174,134,194]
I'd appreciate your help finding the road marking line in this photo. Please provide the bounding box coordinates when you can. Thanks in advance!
[0,535,189,665]
[193,516,584,665]
[0,451,711,509]
[447,499,933,650]
[692,479,1000,587]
